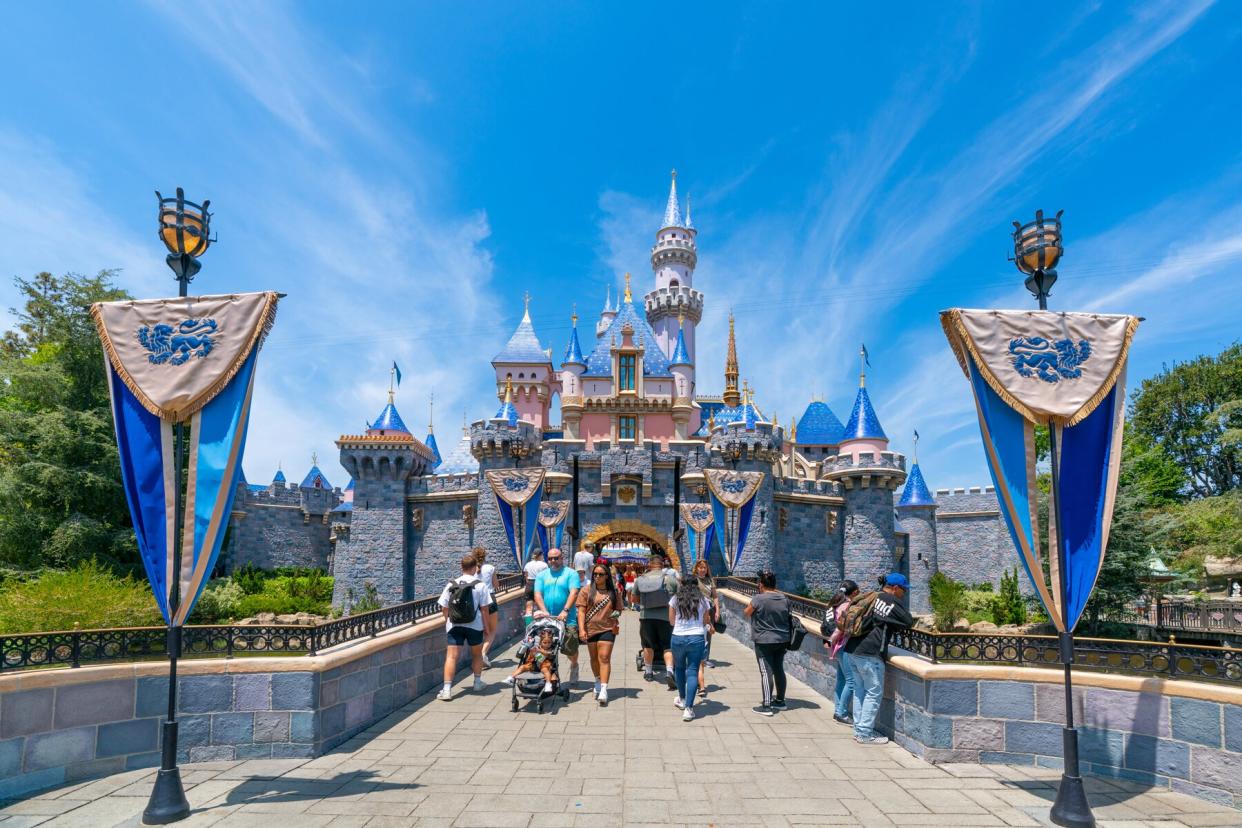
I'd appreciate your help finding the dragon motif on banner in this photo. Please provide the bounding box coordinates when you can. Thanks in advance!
[538,500,569,528]
[703,469,764,509]
[680,503,714,533]
[137,318,220,366]
[1009,337,1091,383]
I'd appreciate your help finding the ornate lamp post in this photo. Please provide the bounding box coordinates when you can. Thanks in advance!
[1012,210,1095,828]
[144,188,214,825]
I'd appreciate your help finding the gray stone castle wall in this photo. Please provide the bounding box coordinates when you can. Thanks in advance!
[935,488,1012,589]
[408,473,482,595]
[840,484,899,589]
[771,485,844,594]
[898,506,936,614]
[228,483,337,572]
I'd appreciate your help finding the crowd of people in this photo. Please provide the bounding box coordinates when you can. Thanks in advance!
[435,543,913,742]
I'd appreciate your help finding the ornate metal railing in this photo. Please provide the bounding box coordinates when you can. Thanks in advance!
[0,572,525,672]
[714,576,1242,685]
[1125,600,1242,634]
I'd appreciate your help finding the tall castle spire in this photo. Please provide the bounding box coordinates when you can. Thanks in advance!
[723,312,740,407]
[662,169,682,229]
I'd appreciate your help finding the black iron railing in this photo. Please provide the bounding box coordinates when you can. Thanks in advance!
[715,576,1242,685]
[0,572,525,672]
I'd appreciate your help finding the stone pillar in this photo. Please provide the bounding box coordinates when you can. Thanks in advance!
[896,502,937,614]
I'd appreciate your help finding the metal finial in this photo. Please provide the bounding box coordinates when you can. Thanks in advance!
[311,451,318,467]
[623,272,632,303]
[571,303,578,326]
[429,392,435,433]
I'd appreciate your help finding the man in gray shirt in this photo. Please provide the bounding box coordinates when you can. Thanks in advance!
[627,553,679,688]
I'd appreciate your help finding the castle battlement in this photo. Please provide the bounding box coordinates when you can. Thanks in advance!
[643,286,704,323]
[413,472,480,494]
[821,451,907,490]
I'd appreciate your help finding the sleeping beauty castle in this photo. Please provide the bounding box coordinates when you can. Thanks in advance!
[225,173,1013,614]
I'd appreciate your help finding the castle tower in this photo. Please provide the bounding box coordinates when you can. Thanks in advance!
[470,399,543,572]
[492,294,554,428]
[897,439,937,615]
[669,313,694,439]
[822,346,907,589]
[708,414,782,575]
[560,310,587,439]
[332,391,437,608]
[596,286,616,339]
[645,170,704,367]
[723,313,740,407]
[423,394,442,471]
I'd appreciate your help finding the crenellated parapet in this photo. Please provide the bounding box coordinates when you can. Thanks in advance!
[820,450,907,490]
[708,421,785,465]
[469,419,542,467]
[643,286,704,325]
[649,236,698,272]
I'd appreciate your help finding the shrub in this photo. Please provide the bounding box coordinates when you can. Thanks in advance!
[928,571,967,632]
[232,563,267,595]
[989,568,1028,626]
[188,578,245,623]
[348,583,382,615]
[0,560,162,633]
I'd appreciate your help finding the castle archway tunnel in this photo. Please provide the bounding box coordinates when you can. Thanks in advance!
[580,519,681,571]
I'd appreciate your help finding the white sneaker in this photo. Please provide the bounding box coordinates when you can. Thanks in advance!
[502,676,515,686]
[674,697,685,710]
[593,681,602,698]
[436,688,451,701]
[854,735,889,745]
[598,688,608,707]
[682,708,695,722]
[473,676,484,692]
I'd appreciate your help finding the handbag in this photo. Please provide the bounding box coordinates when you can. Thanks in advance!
[788,617,807,652]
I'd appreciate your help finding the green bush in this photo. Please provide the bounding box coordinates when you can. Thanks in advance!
[928,571,967,632]
[989,568,1028,626]
[231,563,267,595]
[347,583,382,615]
[0,560,162,633]
[188,578,245,624]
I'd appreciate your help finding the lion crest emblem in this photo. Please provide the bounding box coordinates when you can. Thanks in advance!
[136,318,219,366]
[1009,337,1091,383]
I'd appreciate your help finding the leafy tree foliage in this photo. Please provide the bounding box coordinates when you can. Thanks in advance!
[0,272,135,572]
[1130,343,1242,498]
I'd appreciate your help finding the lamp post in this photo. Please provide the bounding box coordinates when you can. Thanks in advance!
[144,188,214,825]
[1011,211,1095,828]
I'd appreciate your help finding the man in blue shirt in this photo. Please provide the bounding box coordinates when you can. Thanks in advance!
[534,547,581,686]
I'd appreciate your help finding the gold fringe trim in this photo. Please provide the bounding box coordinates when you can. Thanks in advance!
[940,309,1140,427]
[486,469,547,506]
[91,292,280,423]
[704,469,765,509]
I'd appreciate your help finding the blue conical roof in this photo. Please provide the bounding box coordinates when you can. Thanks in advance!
[300,465,331,489]
[272,469,286,484]
[898,463,935,507]
[796,401,844,446]
[494,307,550,364]
[582,296,673,378]
[494,398,518,426]
[345,478,355,491]
[841,387,886,442]
[669,325,691,366]
[424,432,443,470]
[370,400,410,434]
[562,324,585,366]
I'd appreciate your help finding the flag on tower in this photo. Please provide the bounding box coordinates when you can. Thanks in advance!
[861,344,871,367]
[393,361,402,387]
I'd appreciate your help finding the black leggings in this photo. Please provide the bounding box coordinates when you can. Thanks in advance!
[755,642,787,706]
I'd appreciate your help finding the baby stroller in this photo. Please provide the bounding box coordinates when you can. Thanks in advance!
[510,616,571,713]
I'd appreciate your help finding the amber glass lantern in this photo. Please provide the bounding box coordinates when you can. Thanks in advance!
[156,187,214,293]
[1010,209,1063,309]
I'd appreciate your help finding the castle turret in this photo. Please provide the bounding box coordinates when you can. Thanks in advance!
[708,414,782,575]
[669,314,695,439]
[897,437,936,615]
[333,389,437,608]
[795,398,845,460]
[645,170,704,367]
[492,294,553,428]
[423,394,442,471]
[822,346,907,590]
[560,309,587,439]
[596,286,617,339]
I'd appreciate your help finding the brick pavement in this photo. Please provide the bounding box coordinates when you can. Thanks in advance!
[1,615,1238,827]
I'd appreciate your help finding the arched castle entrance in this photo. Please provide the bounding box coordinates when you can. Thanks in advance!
[581,519,681,570]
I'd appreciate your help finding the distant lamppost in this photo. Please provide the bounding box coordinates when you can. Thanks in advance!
[1011,209,1063,310]
[144,188,214,826]
[1012,210,1095,828]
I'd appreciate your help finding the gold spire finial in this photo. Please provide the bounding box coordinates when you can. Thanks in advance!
[678,310,685,328]
[503,375,513,403]
[623,272,632,303]
[723,312,740,407]
[571,303,578,326]
[671,168,677,181]
[791,417,797,441]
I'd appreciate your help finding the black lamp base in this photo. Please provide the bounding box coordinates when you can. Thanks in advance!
[1050,772,1096,828]
[142,767,189,824]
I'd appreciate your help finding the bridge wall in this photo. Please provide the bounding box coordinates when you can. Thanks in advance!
[0,591,524,800]
[717,590,1242,811]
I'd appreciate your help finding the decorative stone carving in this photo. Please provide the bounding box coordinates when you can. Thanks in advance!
[462,503,476,528]
[411,508,424,530]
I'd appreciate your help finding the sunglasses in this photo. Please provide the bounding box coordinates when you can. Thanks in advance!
[593,571,608,577]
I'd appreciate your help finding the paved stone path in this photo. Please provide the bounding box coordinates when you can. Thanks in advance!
[2,615,1239,827]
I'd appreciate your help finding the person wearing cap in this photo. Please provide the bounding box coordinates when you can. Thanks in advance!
[843,572,914,744]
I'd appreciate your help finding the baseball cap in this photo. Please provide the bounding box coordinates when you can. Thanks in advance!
[885,573,911,589]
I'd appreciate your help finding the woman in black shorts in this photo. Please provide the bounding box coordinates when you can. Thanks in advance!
[577,562,623,706]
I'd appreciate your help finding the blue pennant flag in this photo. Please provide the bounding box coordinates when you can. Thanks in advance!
[393,361,402,387]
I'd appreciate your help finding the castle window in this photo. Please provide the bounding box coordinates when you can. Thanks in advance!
[619,354,636,391]
[619,416,636,440]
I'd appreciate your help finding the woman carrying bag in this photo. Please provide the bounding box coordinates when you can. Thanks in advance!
[744,569,792,716]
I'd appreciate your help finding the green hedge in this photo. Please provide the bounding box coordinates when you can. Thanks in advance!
[0,561,162,633]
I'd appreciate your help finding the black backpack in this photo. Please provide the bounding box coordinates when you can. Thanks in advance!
[446,578,479,624]
[819,609,837,639]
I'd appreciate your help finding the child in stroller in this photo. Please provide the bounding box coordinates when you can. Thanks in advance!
[504,616,570,712]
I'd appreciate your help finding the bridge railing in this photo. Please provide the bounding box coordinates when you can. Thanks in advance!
[0,572,525,672]
[714,576,1242,685]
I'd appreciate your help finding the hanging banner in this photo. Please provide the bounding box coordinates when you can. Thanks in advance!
[537,500,569,555]
[941,309,1138,631]
[704,469,764,573]
[486,468,546,569]
[681,504,714,566]
[93,291,280,625]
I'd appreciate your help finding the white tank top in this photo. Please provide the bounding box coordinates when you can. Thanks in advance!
[672,598,709,636]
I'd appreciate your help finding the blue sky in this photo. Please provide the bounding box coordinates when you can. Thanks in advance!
[1,2,1238,489]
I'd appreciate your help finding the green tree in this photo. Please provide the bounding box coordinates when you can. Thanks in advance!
[0,271,135,572]
[1129,343,1242,498]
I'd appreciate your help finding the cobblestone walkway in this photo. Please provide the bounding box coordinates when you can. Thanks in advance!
[2,615,1238,827]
